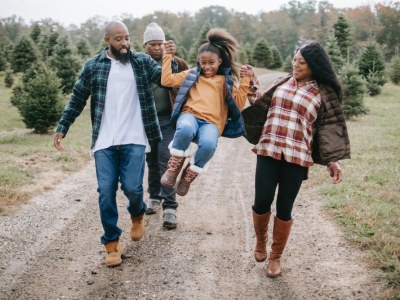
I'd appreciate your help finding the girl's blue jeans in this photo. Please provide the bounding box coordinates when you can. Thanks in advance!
[94,144,147,244]
[172,113,219,168]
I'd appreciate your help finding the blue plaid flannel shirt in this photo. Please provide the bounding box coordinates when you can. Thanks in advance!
[56,49,165,148]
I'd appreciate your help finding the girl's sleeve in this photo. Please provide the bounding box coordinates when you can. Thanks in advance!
[232,76,251,111]
[162,54,188,87]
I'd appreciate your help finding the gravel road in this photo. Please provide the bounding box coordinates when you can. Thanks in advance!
[0,73,387,299]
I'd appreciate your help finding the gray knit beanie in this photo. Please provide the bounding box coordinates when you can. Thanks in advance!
[143,23,165,45]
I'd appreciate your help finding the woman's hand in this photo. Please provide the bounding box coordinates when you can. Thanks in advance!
[327,162,342,184]
[240,64,254,77]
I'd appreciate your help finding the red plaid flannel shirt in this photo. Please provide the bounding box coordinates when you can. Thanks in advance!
[252,77,321,167]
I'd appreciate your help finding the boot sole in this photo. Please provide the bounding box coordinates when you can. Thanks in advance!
[255,256,267,262]
[145,208,157,215]
[163,222,177,230]
[106,260,122,267]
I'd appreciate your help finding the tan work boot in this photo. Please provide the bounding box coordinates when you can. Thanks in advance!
[104,240,125,267]
[130,213,145,241]
[161,155,186,188]
[266,216,293,278]
[252,210,271,262]
[176,164,200,196]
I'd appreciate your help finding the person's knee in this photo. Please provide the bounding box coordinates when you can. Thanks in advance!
[121,184,142,196]
[199,138,217,154]
[98,182,118,195]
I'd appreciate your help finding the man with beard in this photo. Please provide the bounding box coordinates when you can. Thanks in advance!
[53,21,176,267]
[142,23,188,229]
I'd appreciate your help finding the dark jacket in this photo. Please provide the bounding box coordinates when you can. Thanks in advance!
[171,66,246,138]
[243,74,350,165]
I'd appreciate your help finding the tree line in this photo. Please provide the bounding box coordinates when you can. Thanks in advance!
[1,0,400,133]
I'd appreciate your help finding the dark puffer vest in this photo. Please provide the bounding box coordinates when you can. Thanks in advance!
[244,74,351,165]
[170,66,246,138]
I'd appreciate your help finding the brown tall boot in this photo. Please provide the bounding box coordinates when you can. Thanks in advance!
[266,216,293,278]
[176,164,200,196]
[252,210,271,262]
[161,155,186,188]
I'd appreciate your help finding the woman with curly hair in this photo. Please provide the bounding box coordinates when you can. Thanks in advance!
[245,41,350,277]
[160,28,254,197]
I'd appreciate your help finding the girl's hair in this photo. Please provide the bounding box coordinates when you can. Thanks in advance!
[197,28,240,79]
[297,41,343,101]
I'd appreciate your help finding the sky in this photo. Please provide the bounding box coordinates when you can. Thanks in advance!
[1,0,376,27]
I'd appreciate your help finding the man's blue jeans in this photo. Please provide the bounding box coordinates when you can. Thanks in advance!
[94,144,147,245]
[173,113,219,168]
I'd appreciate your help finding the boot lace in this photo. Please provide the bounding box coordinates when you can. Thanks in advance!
[168,156,184,172]
[183,168,198,183]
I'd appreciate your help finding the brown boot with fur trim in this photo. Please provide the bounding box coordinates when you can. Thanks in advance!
[161,155,186,188]
[104,240,125,267]
[176,164,201,196]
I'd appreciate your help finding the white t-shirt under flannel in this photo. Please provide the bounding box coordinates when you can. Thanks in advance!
[93,53,149,153]
[252,77,321,167]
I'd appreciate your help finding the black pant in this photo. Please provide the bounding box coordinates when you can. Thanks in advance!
[253,155,307,221]
[146,118,178,210]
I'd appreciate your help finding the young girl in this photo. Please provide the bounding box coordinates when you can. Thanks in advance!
[160,28,254,196]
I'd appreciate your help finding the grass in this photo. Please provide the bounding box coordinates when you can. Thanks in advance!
[306,83,400,295]
[0,72,91,213]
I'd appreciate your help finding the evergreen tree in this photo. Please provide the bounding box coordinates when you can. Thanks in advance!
[4,68,14,88]
[326,33,344,73]
[0,38,14,66]
[366,70,383,97]
[164,30,187,60]
[270,45,283,69]
[357,38,386,95]
[243,43,254,66]
[358,39,386,79]
[11,36,38,73]
[50,36,81,94]
[333,16,352,59]
[339,63,368,119]
[30,23,41,44]
[252,39,272,68]
[95,40,108,55]
[388,54,400,85]
[0,55,6,71]
[47,31,59,58]
[188,23,212,66]
[38,34,50,60]
[237,48,249,65]
[76,38,92,59]
[282,55,293,73]
[17,62,64,134]
[10,85,25,108]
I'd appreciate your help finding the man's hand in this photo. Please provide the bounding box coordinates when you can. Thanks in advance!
[327,162,342,184]
[163,40,176,56]
[53,132,65,151]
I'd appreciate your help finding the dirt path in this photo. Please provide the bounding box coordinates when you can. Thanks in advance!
[0,74,386,299]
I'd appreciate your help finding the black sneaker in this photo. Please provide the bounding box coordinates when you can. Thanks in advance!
[146,199,161,215]
[163,208,177,229]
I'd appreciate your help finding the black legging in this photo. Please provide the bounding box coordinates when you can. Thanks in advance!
[253,155,308,221]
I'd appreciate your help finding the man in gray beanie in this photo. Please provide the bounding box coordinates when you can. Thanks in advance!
[143,22,188,229]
